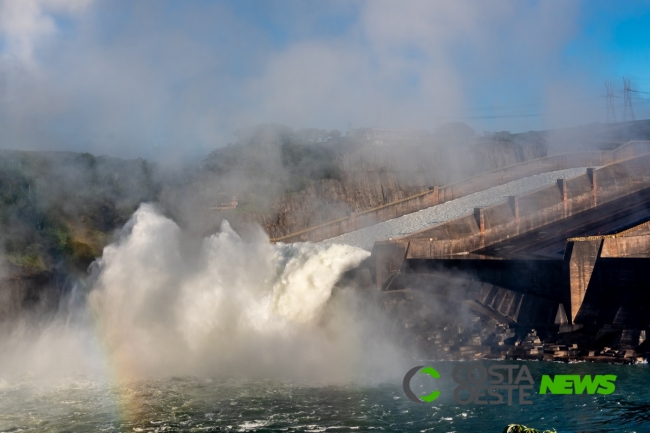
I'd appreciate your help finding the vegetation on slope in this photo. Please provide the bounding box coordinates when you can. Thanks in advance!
[0,150,157,277]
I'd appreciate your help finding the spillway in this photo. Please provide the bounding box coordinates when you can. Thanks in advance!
[324,167,591,250]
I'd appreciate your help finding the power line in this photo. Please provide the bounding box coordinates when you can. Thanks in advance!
[462,95,601,114]
[458,105,604,120]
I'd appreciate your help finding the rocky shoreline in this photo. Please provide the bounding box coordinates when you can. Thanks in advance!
[412,326,648,365]
[381,289,649,366]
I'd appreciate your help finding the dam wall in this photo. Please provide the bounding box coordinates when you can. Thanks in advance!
[377,222,650,329]
[383,273,564,326]
[272,141,650,243]
[404,259,565,301]
[567,233,650,326]
[390,152,650,259]
[369,148,650,330]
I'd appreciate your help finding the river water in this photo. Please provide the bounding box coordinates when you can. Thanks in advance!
[1,361,648,432]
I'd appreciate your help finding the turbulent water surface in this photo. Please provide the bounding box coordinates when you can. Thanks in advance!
[1,362,649,433]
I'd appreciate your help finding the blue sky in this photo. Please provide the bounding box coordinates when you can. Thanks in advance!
[0,0,649,158]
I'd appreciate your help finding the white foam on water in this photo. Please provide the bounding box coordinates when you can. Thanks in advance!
[1,204,403,383]
[88,204,375,378]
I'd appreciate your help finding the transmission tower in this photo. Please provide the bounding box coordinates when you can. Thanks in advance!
[605,82,617,123]
[622,77,635,122]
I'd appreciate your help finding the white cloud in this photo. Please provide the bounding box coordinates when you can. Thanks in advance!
[247,0,584,131]
[0,0,91,64]
[0,0,612,158]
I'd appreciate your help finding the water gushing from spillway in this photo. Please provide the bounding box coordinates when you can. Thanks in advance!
[0,204,403,384]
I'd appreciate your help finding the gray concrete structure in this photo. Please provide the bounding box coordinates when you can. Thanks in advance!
[370,151,650,332]
[274,141,650,243]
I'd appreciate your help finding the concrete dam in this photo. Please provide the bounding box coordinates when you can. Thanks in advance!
[316,141,650,362]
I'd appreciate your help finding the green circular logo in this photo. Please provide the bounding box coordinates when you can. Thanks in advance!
[403,366,441,403]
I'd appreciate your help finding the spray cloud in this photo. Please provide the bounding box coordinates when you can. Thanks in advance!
[0,204,405,383]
